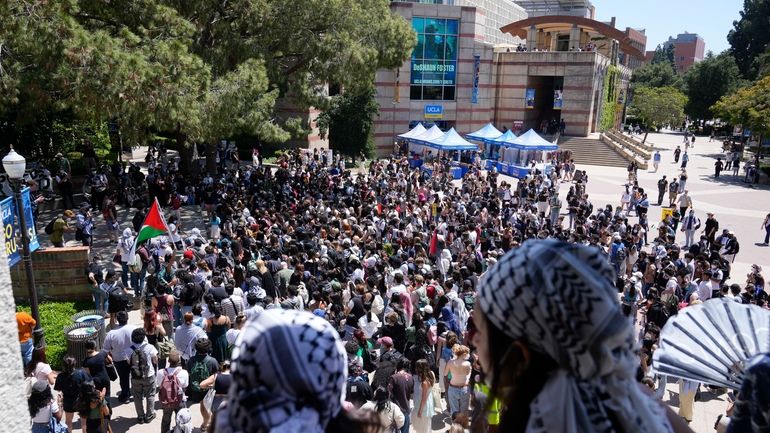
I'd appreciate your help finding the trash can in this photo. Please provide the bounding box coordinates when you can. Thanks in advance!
[71,310,106,347]
[64,322,101,367]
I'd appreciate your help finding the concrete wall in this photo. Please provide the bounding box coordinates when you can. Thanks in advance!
[0,231,32,432]
[374,2,496,156]
[493,51,603,136]
[11,246,91,301]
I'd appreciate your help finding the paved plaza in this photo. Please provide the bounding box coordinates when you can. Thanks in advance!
[36,130,768,433]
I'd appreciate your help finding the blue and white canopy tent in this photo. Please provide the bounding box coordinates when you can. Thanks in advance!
[425,128,479,152]
[509,128,558,167]
[486,129,559,178]
[397,123,427,140]
[466,123,503,142]
[509,128,559,151]
[466,123,503,158]
[408,125,446,157]
[410,128,480,179]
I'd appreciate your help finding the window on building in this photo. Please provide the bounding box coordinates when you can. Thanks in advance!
[410,17,459,101]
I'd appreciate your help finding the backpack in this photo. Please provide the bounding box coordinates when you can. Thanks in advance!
[44,218,57,235]
[130,344,149,380]
[107,286,129,312]
[128,254,142,273]
[646,302,671,328]
[616,246,627,262]
[158,368,183,409]
[189,358,210,394]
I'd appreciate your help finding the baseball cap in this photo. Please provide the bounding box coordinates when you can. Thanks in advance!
[377,336,393,347]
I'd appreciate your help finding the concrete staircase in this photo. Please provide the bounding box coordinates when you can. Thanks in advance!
[557,136,629,168]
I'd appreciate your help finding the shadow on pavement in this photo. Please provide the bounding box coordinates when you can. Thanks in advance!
[696,174,770,191]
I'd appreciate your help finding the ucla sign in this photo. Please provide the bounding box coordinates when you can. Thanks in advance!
[424,105,443,119]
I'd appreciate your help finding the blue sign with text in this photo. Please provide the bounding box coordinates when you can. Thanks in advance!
[1,187,39,267]
[424,105,443,119]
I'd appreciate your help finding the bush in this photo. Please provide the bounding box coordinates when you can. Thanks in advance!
[16,300,92,371]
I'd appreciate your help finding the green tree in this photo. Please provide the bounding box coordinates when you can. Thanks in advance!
[629,86,687,142]
[631,61,682,90]
[317,84,379,161]
[712,76,770,144]
[728,0,770,79]
[650,44,676,68]
[683,51,744,121]
[0,0,415,171]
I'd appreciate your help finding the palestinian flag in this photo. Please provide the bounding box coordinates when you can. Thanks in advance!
[128,198,172,265]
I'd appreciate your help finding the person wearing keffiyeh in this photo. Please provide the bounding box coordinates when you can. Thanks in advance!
[471,239,692,433]
[213,309,374,433]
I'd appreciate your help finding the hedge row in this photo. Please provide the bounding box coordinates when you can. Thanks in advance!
[17,300,92,371]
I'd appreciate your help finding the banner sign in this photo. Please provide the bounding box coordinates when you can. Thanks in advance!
[513,121,524,131]
[424,105,443,119]
[525,89,536,109]
[471,55,481,104]
[553,89,563,110]
[22,188,40,253]
[410,60,457,86]
[1,187,39,267]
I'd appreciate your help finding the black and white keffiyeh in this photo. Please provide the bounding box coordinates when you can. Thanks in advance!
[215,309,348,433]
[478,239,673,433]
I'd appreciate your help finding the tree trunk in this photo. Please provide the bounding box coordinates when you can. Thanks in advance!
[206,142,217,174]
[175,130,193,175]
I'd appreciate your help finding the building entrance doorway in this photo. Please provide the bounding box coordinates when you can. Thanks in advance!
[523,76,564,135]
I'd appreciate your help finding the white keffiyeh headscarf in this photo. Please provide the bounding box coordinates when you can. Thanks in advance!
[478,239,673,433]
[215,309,348,433]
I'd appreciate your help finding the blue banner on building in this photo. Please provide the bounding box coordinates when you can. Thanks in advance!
[471,55,480,104]
[553,89,563,110]
[2,187,39,267]
[525,88,536,109]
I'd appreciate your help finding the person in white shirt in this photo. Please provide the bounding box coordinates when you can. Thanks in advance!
[697,271,716,301]
[360,386,405,432]
[103,311,138,403]
[29,380,62,432]
[174,312,207,365]
[130,328,159,424]
[155,350,189,433]
[387,272,407,300]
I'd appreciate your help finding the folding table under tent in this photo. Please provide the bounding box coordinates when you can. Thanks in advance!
[484,130,518,172]
[496,129,559,178]
[466,123,503,158]
[399,123,427,167]
[406,125,445,166]
[420,128,479,179]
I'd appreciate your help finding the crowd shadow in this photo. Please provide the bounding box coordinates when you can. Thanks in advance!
[696,173,770,191]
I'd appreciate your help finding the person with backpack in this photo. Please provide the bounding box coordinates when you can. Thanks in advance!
[129,328,159,424]
[609,234,626,276]
[103,270,130,328]
[54,356,91,433]
[47,209,75,247]
[186,338,219,431]
[155,350,188,433]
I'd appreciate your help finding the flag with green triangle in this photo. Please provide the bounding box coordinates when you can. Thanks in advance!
[128,198,171,265]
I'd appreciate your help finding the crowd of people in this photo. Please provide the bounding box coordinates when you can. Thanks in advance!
[21,137,769,433]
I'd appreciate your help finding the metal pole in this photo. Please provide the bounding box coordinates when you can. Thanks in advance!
[14,180,44,349]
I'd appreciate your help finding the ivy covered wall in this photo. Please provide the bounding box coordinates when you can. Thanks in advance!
[600,65,620,131]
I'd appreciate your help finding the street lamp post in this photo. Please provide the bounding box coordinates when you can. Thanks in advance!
[3,147,44,349]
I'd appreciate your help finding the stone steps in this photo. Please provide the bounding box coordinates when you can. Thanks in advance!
[557,136,630,167]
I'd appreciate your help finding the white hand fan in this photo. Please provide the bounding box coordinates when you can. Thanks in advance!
[652,299,770,390]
